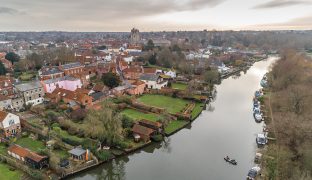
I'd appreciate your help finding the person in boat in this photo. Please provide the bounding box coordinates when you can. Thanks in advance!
[225,156,229,160]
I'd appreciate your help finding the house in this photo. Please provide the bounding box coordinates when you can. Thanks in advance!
[164,70,176,78]
[138,119,162,131]
[123,66,143,80]
[0,111,21,137]
[68,147,87,161]
[112,85,132,96]
[41,76,82,93]
[139,74,168,90]
[132,124,155,142]
[8,144,49,169]
[46,88,93,107]
[59,62,84,76]
[0,94,12,110]
[92,84,109,94]
[0,76,15,97]
[127,80,145,95]
[39,66,64,81]
[15,81,44,106]
[11,97,24,111]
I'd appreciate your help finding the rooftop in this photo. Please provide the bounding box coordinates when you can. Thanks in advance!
[68,147,86,156]
[15,81,42,92]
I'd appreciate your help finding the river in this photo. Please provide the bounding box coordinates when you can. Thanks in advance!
[70,57,277,180]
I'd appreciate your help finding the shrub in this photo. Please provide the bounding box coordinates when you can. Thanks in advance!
[151,134,163,142]
[115,140,128,149]
[70,109,87,122]
[95,150,113,161]
[121,116,134,128]
[62,138,81,146]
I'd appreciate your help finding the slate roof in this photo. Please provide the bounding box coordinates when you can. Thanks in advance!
[68,147,86,156]
[43,76,79,84]
[15,81,42,92]
[61,62,83,70]
[91,92,105,101]
[139,74,159,82]
[41,67,63,76]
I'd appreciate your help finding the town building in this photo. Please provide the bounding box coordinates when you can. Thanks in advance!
[41,76,82,93]
[15,81,44,106]
[59,62,84,76]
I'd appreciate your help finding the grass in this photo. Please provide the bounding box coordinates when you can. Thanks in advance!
[121,108,159,122]
[191,102,204,120]
[0,163,22,180]
[19,71,37,81]
[15,137,46,153]
[54,149,69,159]
[137,94,190,114]
[165,120,189,135]
[171,83,188,90]
[0,143,7,154]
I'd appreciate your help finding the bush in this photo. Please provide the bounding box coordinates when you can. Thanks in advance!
[121,116,134,128]
[95,150,113,161]
[115,140,128,149]
[151,134,163,142]
[70,109,87,122]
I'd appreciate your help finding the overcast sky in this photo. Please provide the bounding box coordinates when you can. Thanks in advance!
[0,0,311,31]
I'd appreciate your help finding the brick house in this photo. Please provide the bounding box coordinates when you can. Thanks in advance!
[127,80,145,95]
[59,62,84,76]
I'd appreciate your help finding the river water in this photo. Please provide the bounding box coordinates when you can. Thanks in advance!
[70,57,277,180]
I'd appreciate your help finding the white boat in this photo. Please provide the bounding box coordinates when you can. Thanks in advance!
[256,133,267,145]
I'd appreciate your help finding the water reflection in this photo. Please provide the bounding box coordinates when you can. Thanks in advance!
[97,159,126,180]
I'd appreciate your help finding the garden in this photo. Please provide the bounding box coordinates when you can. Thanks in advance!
[121,108,159,122]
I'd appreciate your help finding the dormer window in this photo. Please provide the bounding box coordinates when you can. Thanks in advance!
[9,119,15,126]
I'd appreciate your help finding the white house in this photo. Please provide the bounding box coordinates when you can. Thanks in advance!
[0,111,21,137]
[164,70,176,78]
[139,74,168,90]
[15,81,44,106]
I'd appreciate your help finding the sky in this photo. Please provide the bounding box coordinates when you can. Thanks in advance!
[0,0,311,31]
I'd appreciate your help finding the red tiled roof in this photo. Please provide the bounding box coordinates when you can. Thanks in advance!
[0,110,8,122]
[143,68,157,74]
[8,144,30,158]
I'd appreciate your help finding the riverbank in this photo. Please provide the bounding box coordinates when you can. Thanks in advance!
[260,52,312,179]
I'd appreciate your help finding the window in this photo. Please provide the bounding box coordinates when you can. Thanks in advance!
[29,97,32,100]
[39,94,41,97]
[9,119,15,125]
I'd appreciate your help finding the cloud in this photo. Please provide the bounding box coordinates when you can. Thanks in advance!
[245,15,312,30]
[253,0,311,9]
[0,7,20,15]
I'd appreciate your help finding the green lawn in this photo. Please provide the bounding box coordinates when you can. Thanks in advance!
[15,137,46,152]
[165,120,189,135]
[137,94,190,114]
[0,143,7,154]
[0,163,22,180]
[19,71,37,81]
[171,83,188,90]
[121,108,159,122]
[191,102,204,120]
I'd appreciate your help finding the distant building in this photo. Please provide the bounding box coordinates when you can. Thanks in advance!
[41,76,82,93]
[130,28,141,44]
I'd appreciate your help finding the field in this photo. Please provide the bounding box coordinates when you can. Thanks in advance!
[0,163,22,180]
[165,120,189,135]
[171,83,188,90]
[15,137,46,152]
[121,108,159,122]
[137,94,190,114]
